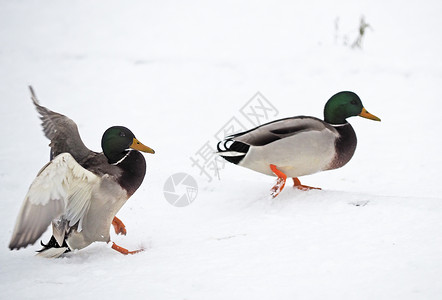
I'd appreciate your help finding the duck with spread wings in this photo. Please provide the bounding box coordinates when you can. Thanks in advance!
[9,87,155,257]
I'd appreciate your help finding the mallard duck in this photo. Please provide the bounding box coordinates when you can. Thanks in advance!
[9,87,155,257]
[217,91,380,198]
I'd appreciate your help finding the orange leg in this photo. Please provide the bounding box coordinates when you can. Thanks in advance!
[292,177,321,191]
[269,164,287,198]
[112,216,127,235]
[111,242,144,255]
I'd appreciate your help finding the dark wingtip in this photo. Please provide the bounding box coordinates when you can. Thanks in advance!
[8,241,25,251]
[29,85,40,106]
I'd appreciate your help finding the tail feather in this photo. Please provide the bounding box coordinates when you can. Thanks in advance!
[217,139,250,165]
[36,247,69,258]
[36,235,70,258]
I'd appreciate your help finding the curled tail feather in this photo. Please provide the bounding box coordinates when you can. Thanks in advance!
[36,235,70,258]
[217,139,250,165]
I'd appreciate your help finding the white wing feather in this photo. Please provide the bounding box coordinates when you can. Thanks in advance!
[9,153,100,250]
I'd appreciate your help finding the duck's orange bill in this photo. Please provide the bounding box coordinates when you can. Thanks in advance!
[130,138,155,154]
[359,107,381,121]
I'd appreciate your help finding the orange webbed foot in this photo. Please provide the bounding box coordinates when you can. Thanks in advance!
[292,177,321,191]
[112,216,127,235]
[270,164,287,198]
[111,242,144,255]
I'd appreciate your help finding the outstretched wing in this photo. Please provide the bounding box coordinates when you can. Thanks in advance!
[9,153,100,250]
[228,116,331,146]
[30,86,92,161]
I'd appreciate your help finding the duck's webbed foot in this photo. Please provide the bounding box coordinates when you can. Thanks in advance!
[292,177,321,191]
[111,242,144,255]
[270,164,287,198]
[112,216,127,235]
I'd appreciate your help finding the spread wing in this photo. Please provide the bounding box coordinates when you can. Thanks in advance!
[229,116,332,146]
[9,153,100,250]
[30,86,92,161]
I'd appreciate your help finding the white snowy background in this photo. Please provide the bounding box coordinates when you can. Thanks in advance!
[1,0,442,299]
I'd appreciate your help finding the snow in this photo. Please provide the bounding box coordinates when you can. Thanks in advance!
[1,0,442,299]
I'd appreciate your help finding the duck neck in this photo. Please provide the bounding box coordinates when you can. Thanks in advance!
[324,113,348,125]
[115,151,147,196]
[105,150,129,165]
[110,151,131,166]
[327,123,357,170]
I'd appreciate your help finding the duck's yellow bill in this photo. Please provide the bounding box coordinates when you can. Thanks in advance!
[130,138,155,154]
[359,107,381,121]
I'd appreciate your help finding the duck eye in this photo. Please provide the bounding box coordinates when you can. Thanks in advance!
[119,132,126,137]
[350,100,357,105]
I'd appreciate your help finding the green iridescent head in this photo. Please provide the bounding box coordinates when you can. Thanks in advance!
[101,126,155,163]
[323,91,381,124]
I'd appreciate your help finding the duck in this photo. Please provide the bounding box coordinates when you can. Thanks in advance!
[217,91,380,198]
[9,86,155,257]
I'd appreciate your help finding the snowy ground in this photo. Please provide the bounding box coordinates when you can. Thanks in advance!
[1,0,442,299]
